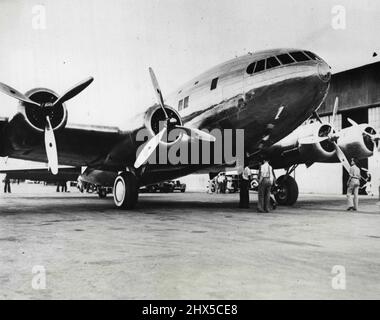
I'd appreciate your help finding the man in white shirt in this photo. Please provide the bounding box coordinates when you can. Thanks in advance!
[257,159,275,212]
[347,158,361,211]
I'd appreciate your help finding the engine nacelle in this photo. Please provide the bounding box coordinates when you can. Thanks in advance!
[337,124,376,159]
[19,88,68,132]
[270,122,336,165]
[298,123,336,162]
[143,104,182,144]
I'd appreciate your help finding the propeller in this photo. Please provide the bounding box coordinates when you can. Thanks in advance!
[134,126,167,169]
[134,68,216,168]
[44,116,58,175]
[312,111,323,124]
[331,96,339,125]
[346,117,380,152]
[51,77,94,107]
[300,97,340,145]
[0,77,94,174]
[333,141,351,172]
[0,82,40,107]
[302,97,354,172]
[148,68,168,119]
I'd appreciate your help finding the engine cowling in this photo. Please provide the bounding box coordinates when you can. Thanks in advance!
[143,104,182,144]
[19,88,68,132]
[267,122,337,167]
[337,124,377,159]
[298,123,336,162]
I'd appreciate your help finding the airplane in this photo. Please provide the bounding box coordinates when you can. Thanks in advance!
[0,48,331,209]
[261,97,380,205]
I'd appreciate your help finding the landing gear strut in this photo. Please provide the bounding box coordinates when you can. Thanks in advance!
[98,187,108,199]
[273,165,299,206]
[113,171,139,209]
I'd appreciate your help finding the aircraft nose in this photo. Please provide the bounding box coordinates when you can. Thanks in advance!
[317,61,331,82]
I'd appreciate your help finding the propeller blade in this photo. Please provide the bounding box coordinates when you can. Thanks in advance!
[134,126,167,168]
[347,118,358,127]
[175,125,216,142]
[53,77,94,106]
[331,97,339,125]
[312,111,323,124]
[299,136,328,145]
[149,67,168,119]
[44,116,59,175]
[0,82,40,106]
[333,142,351,173]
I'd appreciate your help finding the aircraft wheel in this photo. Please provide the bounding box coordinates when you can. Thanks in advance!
[113,172,138,209]
[98,188,107,199]
[274,175,299,206]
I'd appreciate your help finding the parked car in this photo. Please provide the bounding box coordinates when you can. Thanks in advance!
[207,170,259,193]
[172,180,186,192]
[140,180,186,193]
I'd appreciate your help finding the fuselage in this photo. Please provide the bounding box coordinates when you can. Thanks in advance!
[137,48,331,184]
[166,48,330,153]
[2,48,331,186]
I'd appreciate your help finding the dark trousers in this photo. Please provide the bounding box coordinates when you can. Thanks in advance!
[239,178,250,208]
[258,178,272,212]
[4,181,11,193]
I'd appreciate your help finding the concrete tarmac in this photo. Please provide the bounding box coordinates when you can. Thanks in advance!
[1,184,380,299]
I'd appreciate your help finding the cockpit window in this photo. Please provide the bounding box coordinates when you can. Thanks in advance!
[266,56,281,69]
[289,51,310,62]
[304,51,320,61]
[254,59,265,73]
[246,62,256,74]
[276,53,295,65]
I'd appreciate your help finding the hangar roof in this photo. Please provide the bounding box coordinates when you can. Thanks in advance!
[320,61,380,115]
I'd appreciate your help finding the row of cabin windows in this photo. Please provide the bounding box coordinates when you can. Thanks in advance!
[177,77,219,110]
[246,51,320,75]
[177,51,319,111]
[178,96,189,111]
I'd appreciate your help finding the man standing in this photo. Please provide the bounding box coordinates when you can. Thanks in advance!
[257,159,274,213]
[347,158,361,211]
[239,165,251,208]
[216,173,223,194]
[3,176,11,193]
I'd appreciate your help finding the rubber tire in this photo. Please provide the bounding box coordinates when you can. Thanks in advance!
[113,172,138,209]
[274,175,299,206]
[98,188,107,199]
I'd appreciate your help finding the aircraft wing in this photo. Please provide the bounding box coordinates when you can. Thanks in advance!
[2,115,130,168]
[0,166,81,182]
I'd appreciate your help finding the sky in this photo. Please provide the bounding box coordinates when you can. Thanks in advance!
[0,0,379,129]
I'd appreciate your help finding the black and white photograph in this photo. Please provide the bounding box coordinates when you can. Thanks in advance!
[0,0,379,304]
